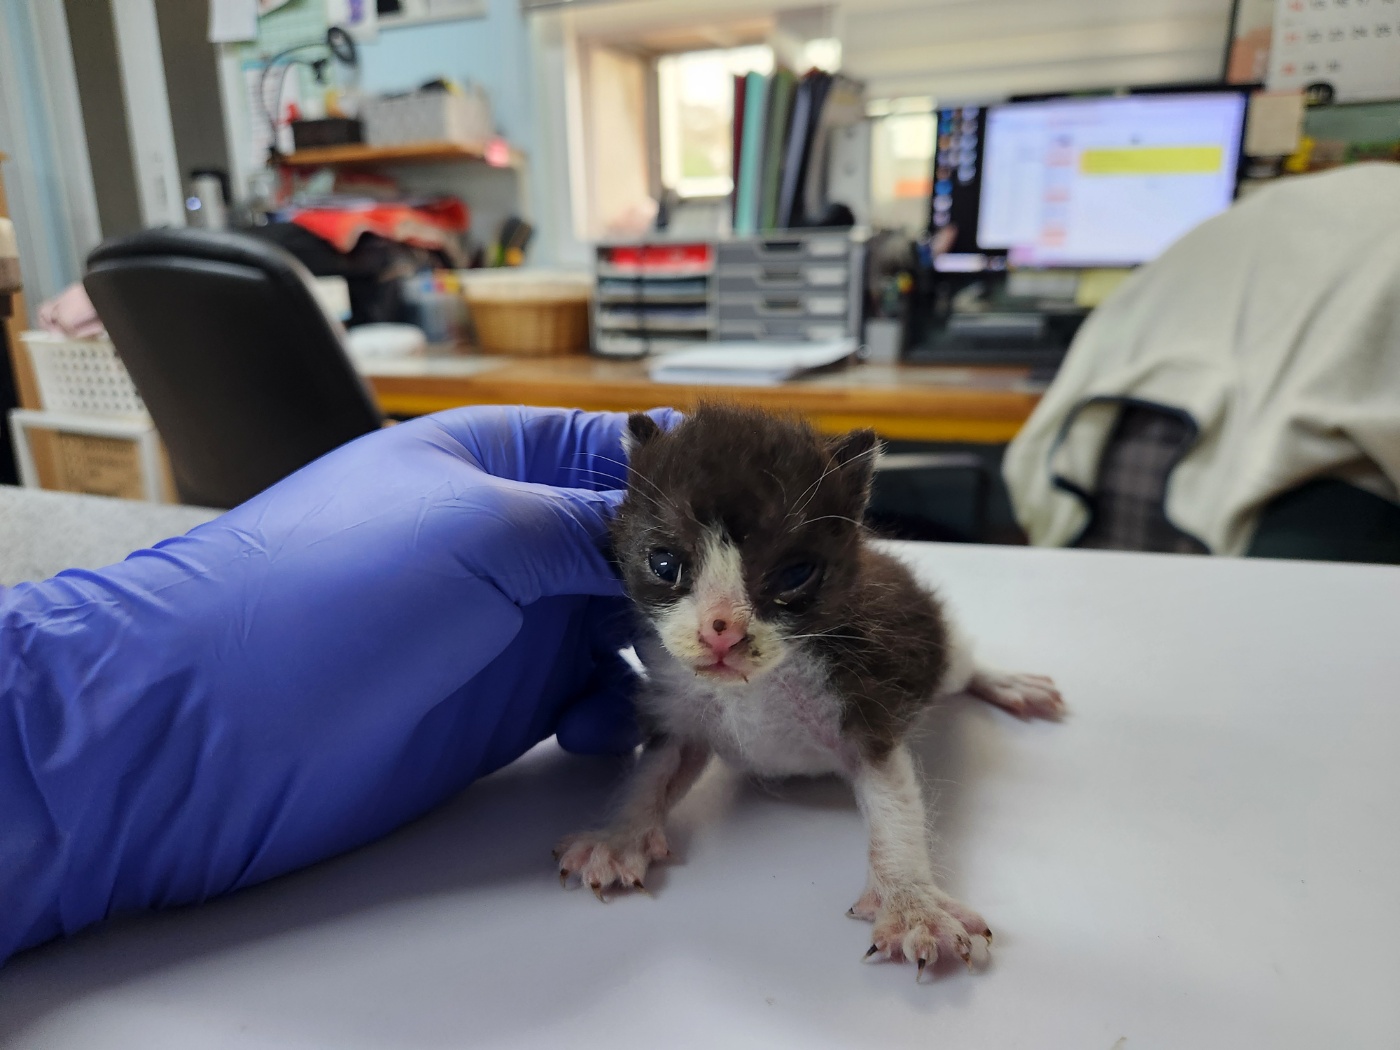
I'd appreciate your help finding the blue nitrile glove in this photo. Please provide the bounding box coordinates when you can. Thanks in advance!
[0,405,678,965]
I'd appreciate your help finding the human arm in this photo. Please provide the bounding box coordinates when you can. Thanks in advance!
[0,405,676,964]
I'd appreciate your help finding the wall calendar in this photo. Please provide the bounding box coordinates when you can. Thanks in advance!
[1268,0,1400,102]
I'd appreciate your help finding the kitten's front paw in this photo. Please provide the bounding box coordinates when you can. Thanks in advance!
[554,826,672,901]
[863,892,992,981]
[969,670,1065,721]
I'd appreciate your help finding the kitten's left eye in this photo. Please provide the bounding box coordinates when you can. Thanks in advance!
[773,561,817,599]
[648,549,683,583]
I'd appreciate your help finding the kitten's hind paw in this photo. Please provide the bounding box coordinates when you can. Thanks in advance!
[968,670,1065,721]
[555,826,673,901]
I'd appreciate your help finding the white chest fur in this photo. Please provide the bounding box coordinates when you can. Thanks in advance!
[634,635,856,778]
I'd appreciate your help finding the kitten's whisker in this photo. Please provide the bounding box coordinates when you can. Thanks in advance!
[800,514,864,528]
[788,444,880,519]
[586,453,679,512]
[762,467,790,506]
[569,467,669,516]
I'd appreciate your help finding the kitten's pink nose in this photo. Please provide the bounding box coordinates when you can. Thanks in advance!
[699,615,749,659]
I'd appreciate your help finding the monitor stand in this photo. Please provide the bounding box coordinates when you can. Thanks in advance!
[904,298,1087,377]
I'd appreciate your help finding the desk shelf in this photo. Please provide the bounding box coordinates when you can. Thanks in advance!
[362,356,1043,444]
[279,140,523,170]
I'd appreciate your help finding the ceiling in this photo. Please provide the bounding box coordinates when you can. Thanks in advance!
[549,0,1236,102]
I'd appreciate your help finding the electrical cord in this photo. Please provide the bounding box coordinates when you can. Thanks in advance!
[257,27,358,162]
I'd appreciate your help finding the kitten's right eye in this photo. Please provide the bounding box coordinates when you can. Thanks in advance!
[648,549,683,583]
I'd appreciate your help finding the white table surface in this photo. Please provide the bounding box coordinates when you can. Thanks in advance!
[2,543,1398,1049]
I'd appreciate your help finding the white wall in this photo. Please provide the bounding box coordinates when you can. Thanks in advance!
[0,2,104,303]
[553,0,1235,102]
[841,0,1232,101]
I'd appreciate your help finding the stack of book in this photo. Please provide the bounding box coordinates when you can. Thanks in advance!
[731,68,843,235]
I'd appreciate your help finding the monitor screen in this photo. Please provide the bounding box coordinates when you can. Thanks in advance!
[929,106,1006,273]
[977,92,1247,268]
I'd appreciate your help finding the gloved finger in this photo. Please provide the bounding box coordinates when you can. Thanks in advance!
[452,483,628,604]
[554,674,642,756]
[424,406,684,489]
[554,595,644,755]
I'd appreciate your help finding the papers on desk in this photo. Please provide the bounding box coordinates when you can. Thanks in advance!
[648,339,857,386]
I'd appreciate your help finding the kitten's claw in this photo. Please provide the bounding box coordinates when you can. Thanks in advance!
[968,670,1065,721]
[866,892,989,981]
[847,885,881,922]
[554,826,673,900]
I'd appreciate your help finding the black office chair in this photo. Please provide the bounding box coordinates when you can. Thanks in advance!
[1072,402,1400,564]
[85,228,382,509]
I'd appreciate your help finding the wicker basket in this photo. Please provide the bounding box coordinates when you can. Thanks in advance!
[460,271,592,357]
[21,332,146,416]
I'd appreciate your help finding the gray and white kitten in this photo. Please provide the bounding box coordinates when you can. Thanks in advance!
[556,404,1063,980]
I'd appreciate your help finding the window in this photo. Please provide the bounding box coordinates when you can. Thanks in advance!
[868,98,936,235]
[656,45,773,199]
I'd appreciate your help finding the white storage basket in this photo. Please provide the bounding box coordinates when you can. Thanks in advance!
[20,331,146,417]
[361,88,494,148]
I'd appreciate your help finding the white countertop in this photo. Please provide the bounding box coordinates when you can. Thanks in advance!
[0,486,220,587]
[3,543,1398,1049]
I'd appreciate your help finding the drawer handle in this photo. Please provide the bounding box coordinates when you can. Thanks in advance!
[762,298,803,312]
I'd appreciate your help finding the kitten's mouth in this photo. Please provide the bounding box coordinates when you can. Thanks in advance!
[694,658,752,683]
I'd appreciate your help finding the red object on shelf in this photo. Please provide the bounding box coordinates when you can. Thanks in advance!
[602,243,713,274]
[289,198,470,254]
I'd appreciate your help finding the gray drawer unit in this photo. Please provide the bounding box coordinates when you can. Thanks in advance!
[716,291,850,321]
[715,318,852,342]
[593,239,716,358]
[714,262,848,294]
[713,231,865,341]
[594,231,865,355]
[714,233,852,265]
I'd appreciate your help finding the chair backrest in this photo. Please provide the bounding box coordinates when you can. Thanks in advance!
[1074,403,1207,554]
[84,228,382,509]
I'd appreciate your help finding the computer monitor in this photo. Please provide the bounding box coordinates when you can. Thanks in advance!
[928,105,1004,273]
[976,91,1247,269]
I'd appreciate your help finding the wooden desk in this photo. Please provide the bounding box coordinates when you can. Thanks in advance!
[363,356,1044,445]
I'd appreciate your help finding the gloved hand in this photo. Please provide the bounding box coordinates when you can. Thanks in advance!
[0,405,677,965]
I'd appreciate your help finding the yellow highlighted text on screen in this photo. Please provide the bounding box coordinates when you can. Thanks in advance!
[1079,146,1223,176]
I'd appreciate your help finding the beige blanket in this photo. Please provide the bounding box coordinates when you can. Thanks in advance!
[1003,163,1400,555]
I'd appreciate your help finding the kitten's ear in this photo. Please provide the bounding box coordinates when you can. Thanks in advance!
[622,412,662,457]
[827,428,880,509]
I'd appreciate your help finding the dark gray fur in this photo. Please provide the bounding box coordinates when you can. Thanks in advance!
[612,403,950,761]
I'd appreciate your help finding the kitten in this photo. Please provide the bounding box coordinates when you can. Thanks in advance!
[556,403,1063,979]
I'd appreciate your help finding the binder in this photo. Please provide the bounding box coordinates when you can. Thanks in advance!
[758,68,797,231]
[776,72,820,229]
[730,73,747,227]
[734,72,769,236]
[802,74,848,223]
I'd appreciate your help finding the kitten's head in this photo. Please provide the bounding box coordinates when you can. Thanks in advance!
[611,403,878,684]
